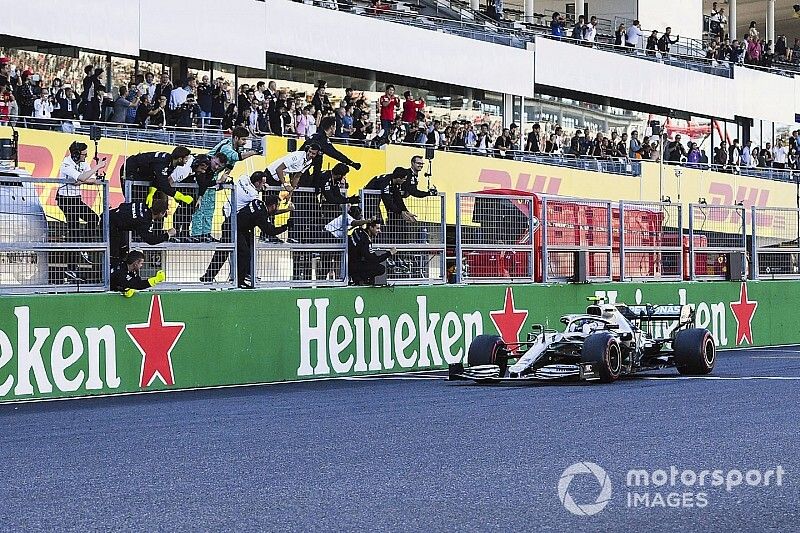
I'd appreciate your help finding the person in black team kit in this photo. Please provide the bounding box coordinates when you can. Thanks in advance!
[108,191,175,265]
[122,146,193,205]
[236,195,292,289]
[363,167,418,243]
[110,250,166,297]
[348,220,397,285]
[300,115,361,187]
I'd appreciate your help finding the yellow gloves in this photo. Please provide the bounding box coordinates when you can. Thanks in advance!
[123,288,136,298]
[147,270,166,287]
[174,191,194,205]
[145,186,157,207]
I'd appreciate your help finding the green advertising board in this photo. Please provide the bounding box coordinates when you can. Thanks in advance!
[0,281,789,402]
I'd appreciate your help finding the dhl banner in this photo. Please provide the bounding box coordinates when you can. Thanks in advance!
[3,126,795,235]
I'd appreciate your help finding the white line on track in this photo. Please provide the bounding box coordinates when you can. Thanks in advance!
[641,376,800,381]
[751,355,800,359]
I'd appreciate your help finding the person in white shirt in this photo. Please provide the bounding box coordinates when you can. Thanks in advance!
[741,141,754,167]
[265,145,320,190]
[772,140,789,169]
[33,88,54,120]
[625,20,643,48]
[584,16,598,43]
[56,141,108,278]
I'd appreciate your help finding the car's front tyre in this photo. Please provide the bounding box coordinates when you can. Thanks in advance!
[673,328,715,375]
[581,332,622,383]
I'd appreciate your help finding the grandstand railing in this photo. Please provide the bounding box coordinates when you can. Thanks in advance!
[541,196,614,283]
[360,189,447,284]
[0,176,109,294]
[254,186,348,288]
[751,206,800,280]
[455,192,537,284]
[688,203,747,281]
[125,180,238,290]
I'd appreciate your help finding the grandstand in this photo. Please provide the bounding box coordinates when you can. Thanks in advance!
[2,0,800,292]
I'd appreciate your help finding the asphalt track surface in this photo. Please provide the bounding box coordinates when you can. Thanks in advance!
[2,347,799,532]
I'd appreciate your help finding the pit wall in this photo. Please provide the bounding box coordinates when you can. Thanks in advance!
[0,280,787,402]
[1,126,792,226]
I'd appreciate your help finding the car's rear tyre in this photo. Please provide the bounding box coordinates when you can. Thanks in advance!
[673,328,715,375]
[581,332,622,383]
[468,334,507,376]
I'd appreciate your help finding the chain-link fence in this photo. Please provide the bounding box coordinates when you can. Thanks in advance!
[751,206,800,279]
[455,192,536,283]
[541,197,613,283]
[254,187,348,288]
[360,190,446,284]
[688,204,747,280]
[0,176,109,293]
[619,201,683,281]
[125,180,237,289]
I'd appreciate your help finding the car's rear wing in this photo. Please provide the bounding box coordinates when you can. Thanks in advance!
[617,304,694,322]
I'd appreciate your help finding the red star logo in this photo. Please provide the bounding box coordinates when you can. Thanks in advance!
[126,295,185,387]
[490,287,529,345]
[729,282,758,345]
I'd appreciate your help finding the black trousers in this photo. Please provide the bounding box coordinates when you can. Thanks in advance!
[57,194,100,270]
[109,222,127,266]
[204,216,233,279]
[236,228,254,285]
[349,259,386,284]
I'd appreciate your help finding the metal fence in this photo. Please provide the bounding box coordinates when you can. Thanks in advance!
[688,203,747,280]
[254,187,348,288]
[619,201,683,281]
[751,207,800,280]
[455,192,536,284]
[360,189,447,284]
[0,176,109,293]
[125,180,237,290]
[541,197,613,283]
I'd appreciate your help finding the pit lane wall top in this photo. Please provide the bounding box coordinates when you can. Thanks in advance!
[1,126,791,233]
[0,281,786,402]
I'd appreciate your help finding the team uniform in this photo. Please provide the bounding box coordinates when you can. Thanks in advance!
[265,150,314,186]
[110,261,152,293]
[57,155,101,243]
[236,199,289,287]
[348,227,392,285]
[191,138,241,238]
[108,202,171,264]
[201,176,262,282]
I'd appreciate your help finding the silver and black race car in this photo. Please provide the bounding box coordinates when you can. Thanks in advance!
[449,298,715,383]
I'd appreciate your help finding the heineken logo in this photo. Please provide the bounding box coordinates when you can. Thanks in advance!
[126,295,186,387]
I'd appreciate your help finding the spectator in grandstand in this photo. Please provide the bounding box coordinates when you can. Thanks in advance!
[637,136,652,159]
[15,70,36,119]
[657,27,679,54]
[741,140,754,167]
[211,78,229,123]
[729,39,743,63]
[494,128,512,158]
[301,116,362,185]
[138,72,156,101]
[196,75,213,127]
[169,76,195,118]
[776,36,791,62]
[615,133,628,158]
[80,66,103,121]
[509,123,520,151]
[402,91,425,126]
[312,81,332,114]
[584,16,598,43]
[525,123,541,152]
[427,120,443,147]
[714,140,729,170]
[110,86,137,124]
[772,140,789,169]
[667,135,687,163]
[745,35,762,65]
[628,130,641,158]
[110,250,166,298]
[174,93,201,128]
[154,73,173,110]
[579,128,592,155]
[686,142,701,167]
[191,126,258,241]
[236,195,292,288]
[221,103,238,131]
[379,85,400,140]
[476,123,492,155]
[748,21,760,42]
[729,139,742,167]
[0,81,14,123]
[0,57,11,88]
[760,143,773,167]
[57,141,109,277]
[295,104,314,138]
[149,95,168,128]
[572,16,586,41]
[710,7,727,39]
[551,13,566,38]
[108,192,175,266]
[32,87,54,122]
[614,23,625,46]
[644,30,658,56]
[265,143,319,189]
[626,20,643,48]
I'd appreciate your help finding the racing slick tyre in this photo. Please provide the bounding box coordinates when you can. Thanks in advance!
[581,332,622,383]
[467,334,508,377]
[673,328,715,375]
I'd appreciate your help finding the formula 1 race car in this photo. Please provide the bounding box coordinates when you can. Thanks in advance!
[449,298,715,383]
